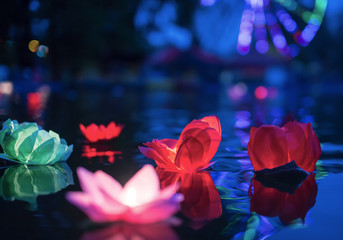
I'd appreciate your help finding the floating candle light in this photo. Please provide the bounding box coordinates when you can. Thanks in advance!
[80,122,124,142]
[0,119,73,165]
[66,165,183,224]
[248,121,321,173]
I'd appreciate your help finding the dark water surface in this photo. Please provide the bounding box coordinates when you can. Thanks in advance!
[0,80,342,240]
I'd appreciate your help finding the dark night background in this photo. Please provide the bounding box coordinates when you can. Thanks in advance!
[0,1,343,240]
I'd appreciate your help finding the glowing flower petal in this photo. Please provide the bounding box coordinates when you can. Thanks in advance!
[247,120,321,172]
[80,122,124,143]
[0,119,73,165]
[66,165,183,224]
[139,116,221,172]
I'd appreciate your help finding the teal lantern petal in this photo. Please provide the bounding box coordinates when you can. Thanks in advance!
[0,119,73,165]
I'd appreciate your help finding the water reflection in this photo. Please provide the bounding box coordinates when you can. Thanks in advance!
[157,169,222,223]
[0,162,73,210]
[82,143,122,164]
[249,174,317,224]
[82,222,179,240]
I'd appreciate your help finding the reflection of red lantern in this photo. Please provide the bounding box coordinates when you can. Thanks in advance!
[139,116,221,172]
[82,145,122,164]
[80,122,124,143]
[157,169,222,222]
[248,121,321,173]
[82,222,179,240]
[249,174,317,224]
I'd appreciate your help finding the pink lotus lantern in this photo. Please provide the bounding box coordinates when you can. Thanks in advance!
[66,165,183,224]
[79,122,124,142]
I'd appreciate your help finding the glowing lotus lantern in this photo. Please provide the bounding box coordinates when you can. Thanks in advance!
[0,119,73,165]
[66,165,183,224]
[139,116,221,172]
[247,121,321,173]
[79,122,124,143]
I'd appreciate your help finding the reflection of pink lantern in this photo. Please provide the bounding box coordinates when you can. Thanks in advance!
[66,165,183,224]
[82,145,122,164]
[82,222,179,240]
[157,169,222,223]
[249,174,317,224]
[80,122,124,143]
[139,116,221,172]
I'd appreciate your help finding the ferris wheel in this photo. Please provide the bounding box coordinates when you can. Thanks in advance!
[134,0,328,58]
[236,0,327,57]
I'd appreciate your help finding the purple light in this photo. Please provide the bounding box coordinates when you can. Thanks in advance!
[256,40,269,53]
[237,45,250,55]
[273,34,286,49]
[284,19,297,33]
[278,13,290,22]
[238,32,252,46]
[255,12,265,25]
[255,28,266,38]
[200,0,216,6]
[236,111,251,119]
[235,119,251,129]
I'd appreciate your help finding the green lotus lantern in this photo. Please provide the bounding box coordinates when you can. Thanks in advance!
[0,119,73,165]
[0,162,73,210]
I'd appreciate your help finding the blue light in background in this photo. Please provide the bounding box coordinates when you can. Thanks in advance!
[135,0,192,50]
[194,0,243,57]
[200,0,217,6]
[29,0,40,12]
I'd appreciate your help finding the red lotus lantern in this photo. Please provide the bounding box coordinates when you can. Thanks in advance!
[247,121,321,173]
[80,122,124,143]
[139,116,221,172]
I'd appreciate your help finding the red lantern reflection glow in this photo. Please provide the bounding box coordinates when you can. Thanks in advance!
[249,174,317,224]
[82,145,122,164]
[157,169,222,223]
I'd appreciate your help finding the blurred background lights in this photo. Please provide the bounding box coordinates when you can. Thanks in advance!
[236,0,327,57]
[0,82,14,96]
[267,87,278,99]
[228,82,248,100]
[194,0,243,57]
[28,40,40,52]
[201,0,217,6]
[255,86,268,100]
[255,40,269,53]
[29,0,40,12]
[36,45,49,58]
[135,0,192,50]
